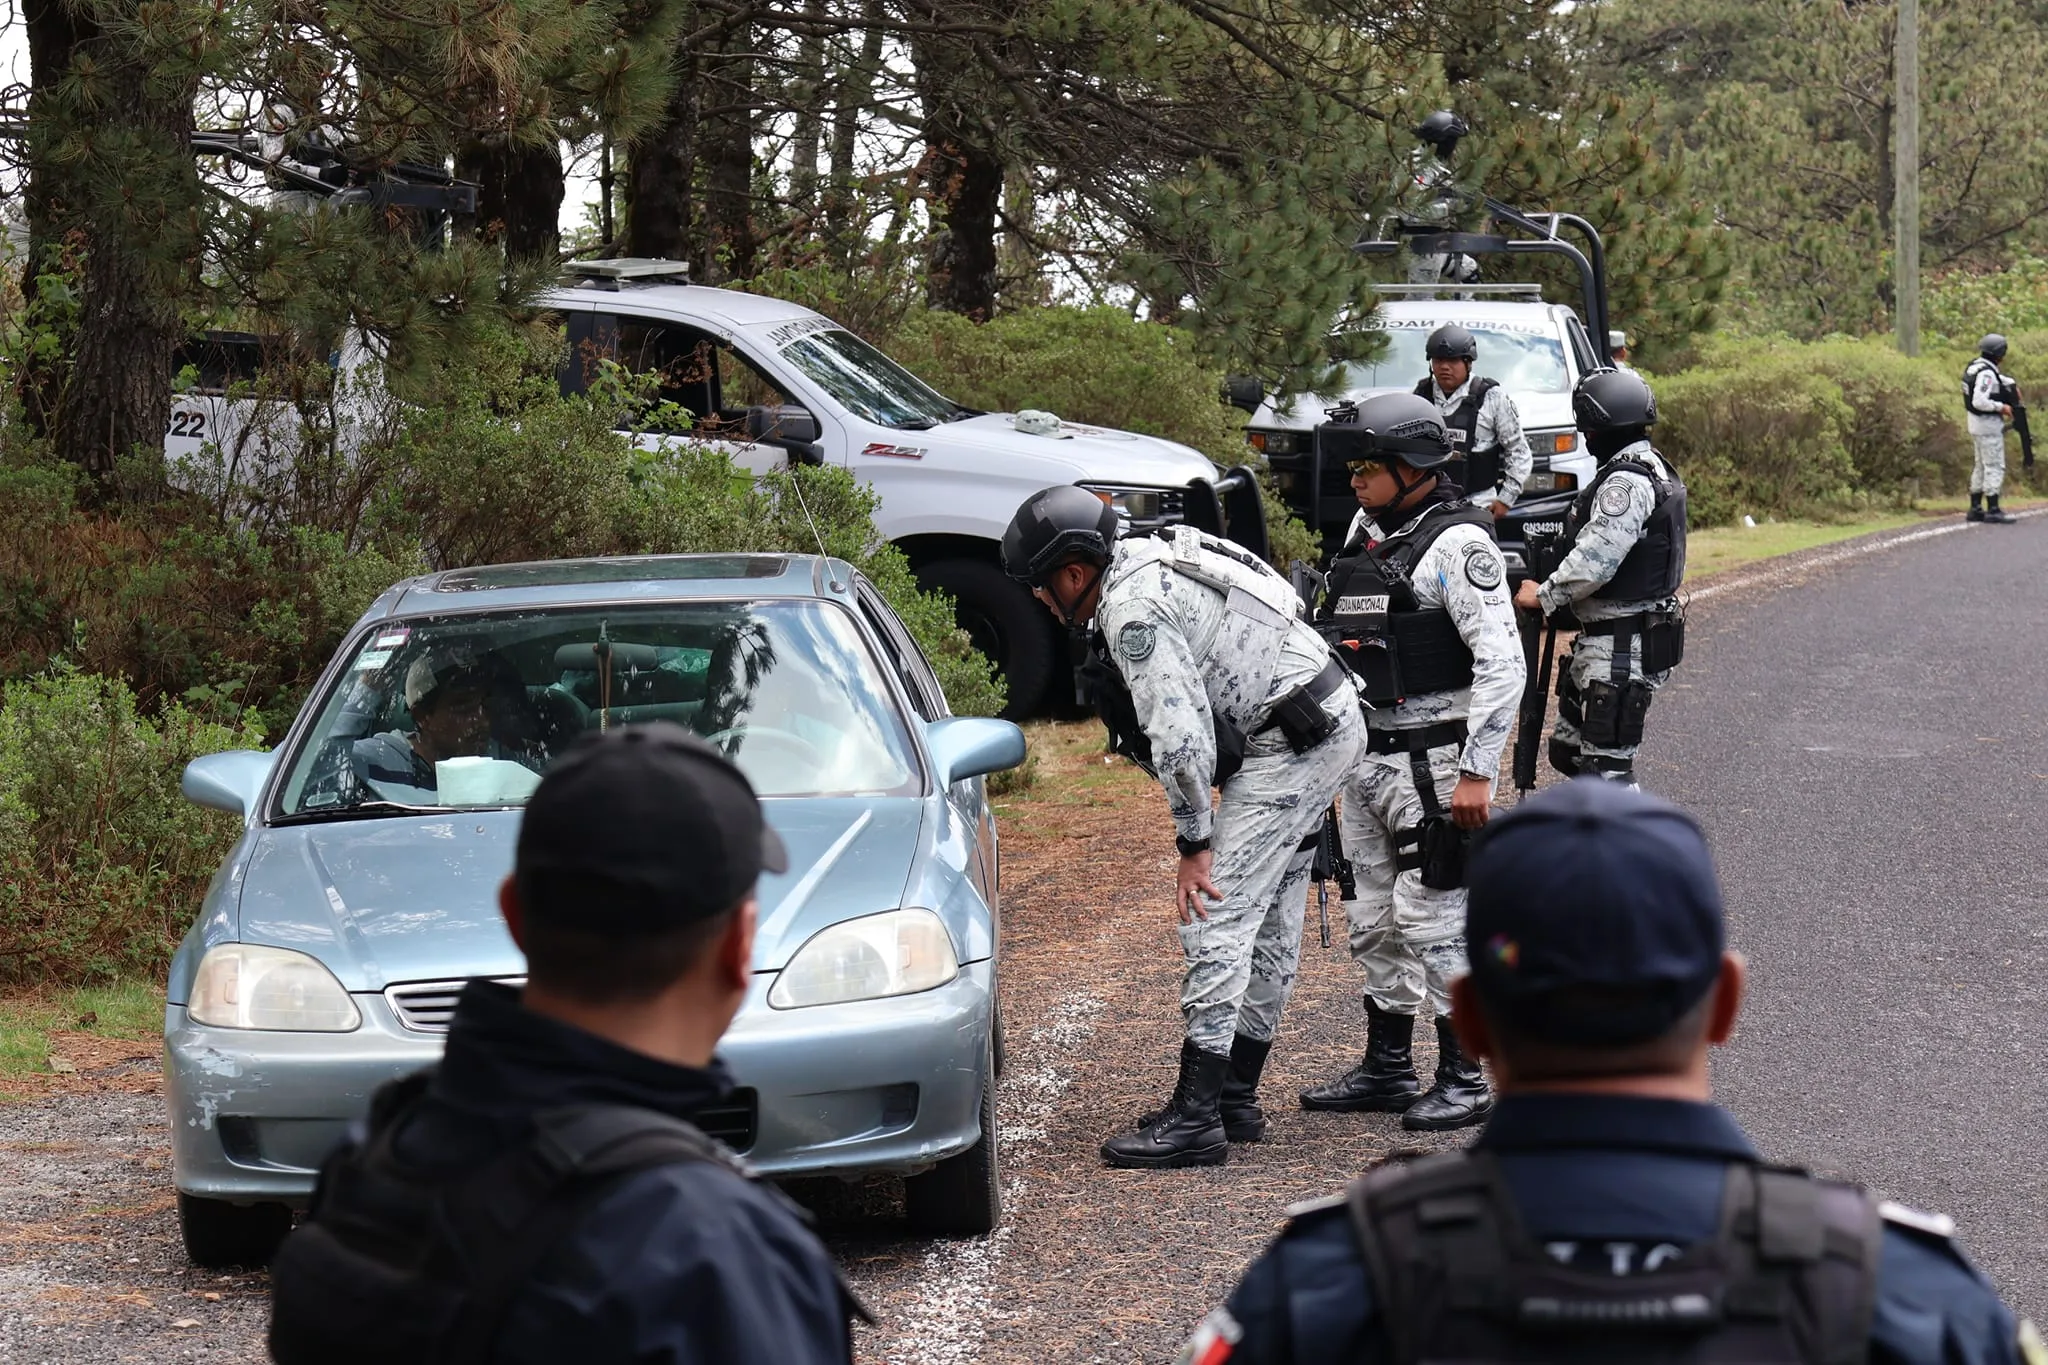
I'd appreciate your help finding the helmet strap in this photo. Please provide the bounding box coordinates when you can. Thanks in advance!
[1044,560,1105,630]
[1364,464,1441,516]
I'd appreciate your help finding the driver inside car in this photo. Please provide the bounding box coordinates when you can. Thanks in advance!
[353,648,544,798]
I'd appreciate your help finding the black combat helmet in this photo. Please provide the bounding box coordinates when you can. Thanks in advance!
[1980,334,2009,361]
[1317,392,1455,471]
[1001,485,1121,586]
[1573,369,1658,432]
[1425,324,1479,363]
[1413,110,1469,155]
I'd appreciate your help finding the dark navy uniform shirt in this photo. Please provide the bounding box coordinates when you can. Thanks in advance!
[1202,1095,2021,1365]
[387,981,857,1365]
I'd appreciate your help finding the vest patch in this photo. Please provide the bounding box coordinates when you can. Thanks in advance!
[1334,594,1390,615]
[1598,479,1635,517]
[1116,620,1157,662]
[1462,544,1503,590]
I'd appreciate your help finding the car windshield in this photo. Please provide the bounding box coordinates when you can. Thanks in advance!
[1334,322,1571,395]
[778,327,962,430]
[274,601,921,818]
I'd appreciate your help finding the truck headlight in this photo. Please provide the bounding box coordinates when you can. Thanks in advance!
[1080,483,1176,525]
[767,909,959,1009]
[189,944,362,1031]
[1247,431,1302,457]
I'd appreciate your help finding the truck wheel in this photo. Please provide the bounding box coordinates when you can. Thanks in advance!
[915,558,1056,720]
[904,1037,1001,1238]
[178,1192,292,1268]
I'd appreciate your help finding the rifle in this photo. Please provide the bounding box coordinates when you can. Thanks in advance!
[1511,608,1557,794]
[1309,805,1355,949]
[2005,381,2036,471]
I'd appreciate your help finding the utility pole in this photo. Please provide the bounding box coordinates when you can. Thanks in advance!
[1895,0,1921,356]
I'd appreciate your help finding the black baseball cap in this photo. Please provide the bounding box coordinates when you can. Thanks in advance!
[1464,777,1726,1047]
[514,723,788,934]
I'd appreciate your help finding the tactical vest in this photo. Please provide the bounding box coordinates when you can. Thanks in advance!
[1565,453,1688,602]
[1964,357,2003,414]
[1317,499,1494,706]
[268,1069,841,1365]
[1417,376,1503,495]
[1346,1150,1883,1365]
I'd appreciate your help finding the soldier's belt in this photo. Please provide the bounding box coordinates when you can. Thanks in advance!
[1366,720,1468,756]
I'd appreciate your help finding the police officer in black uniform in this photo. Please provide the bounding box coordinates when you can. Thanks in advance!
[270,724,862,1365]
[1178,778,2025,1365]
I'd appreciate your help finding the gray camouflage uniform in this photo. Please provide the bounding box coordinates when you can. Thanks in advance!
[1424,377,1534,510]
[1535,440,1680,775]
[1965,357,2011,498]
[1095,530,1366,1056]
[1338,513,1523,1019]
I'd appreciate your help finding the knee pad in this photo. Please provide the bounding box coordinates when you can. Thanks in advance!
[1548,734,1581,777]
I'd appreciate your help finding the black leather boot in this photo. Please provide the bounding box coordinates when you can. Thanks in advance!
[1102,1041,1230,1168]
[1401,1016,1494,1131]
[1986,495,2016,524]
[1299,998,1422,1112]
[1968,492,1986,522]
[1218,1034,1273,1142]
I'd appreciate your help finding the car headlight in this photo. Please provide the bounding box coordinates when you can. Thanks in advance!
[1246,431,1302,457]
[1535,430,1578,454]
[189,944,362,1031]
[767,909,960,1009]
[1079,483,1180,526]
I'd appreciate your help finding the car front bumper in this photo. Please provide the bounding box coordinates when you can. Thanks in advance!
[166,961,995,1206]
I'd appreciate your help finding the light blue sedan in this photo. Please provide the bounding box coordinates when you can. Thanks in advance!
[166,553,1026,1266]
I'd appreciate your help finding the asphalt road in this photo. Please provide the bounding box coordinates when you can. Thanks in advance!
[1649,513,2048,1317]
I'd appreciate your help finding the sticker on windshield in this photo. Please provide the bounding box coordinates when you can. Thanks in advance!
[1381,318,1551,336]
[355,649,394,670]
[765,316,840,347]
[373,629,410,649]
[862,442,927,460]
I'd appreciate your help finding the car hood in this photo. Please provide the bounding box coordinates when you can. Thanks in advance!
[234,799,929,991]
[1252,385,1577,433]
[918,412,1220,486]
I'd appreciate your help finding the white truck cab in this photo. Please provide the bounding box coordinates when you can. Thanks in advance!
[164,260,1255,716]
[1242,293,1606,576]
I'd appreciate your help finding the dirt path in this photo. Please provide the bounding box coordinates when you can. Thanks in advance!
[0,722,1459,1364]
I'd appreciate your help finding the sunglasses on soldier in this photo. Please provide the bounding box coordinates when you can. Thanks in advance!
[1345,458,1392,477]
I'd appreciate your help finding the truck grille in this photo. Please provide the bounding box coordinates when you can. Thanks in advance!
[385,977,526,1032]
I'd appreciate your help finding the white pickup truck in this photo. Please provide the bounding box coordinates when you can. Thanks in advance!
[165,260,1265,716]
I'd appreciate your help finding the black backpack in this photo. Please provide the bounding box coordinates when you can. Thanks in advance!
[269,1069,760,1365]
[1347,1150,1882,1365]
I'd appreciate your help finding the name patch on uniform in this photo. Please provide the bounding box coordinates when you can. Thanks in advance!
[1116,621,1157,662]
[1463,544,1503,590]
[1334,594,1390,616]
[1598,480,1635,516]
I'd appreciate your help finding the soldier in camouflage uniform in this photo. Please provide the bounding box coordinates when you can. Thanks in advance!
[1001,486,1364,1169]
[1963,334,2019,524]
[1297,393,1523,1133]
[1515,369,1688,787]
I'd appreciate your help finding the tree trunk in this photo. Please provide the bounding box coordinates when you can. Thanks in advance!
[787,0,827,225]
[822,1,886,264]
[18,0,90,439]
[698,15,759,283]
[626,46,703,260]
[920,132,1003,319]
[458,140,566,261]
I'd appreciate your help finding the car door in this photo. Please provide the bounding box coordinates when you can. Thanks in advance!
[561,311,794,478]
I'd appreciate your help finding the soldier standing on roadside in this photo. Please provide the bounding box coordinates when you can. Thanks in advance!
[1416,324,1533,523]
[1514,368,1686,788]
[1001,486,1365,1169]
[1964,334,2019,524]
[1297,394,1523,1134]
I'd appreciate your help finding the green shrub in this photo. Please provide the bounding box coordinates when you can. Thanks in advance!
[0,670,264,985]
[1924,256,2048,346]
[884,306,1319,568]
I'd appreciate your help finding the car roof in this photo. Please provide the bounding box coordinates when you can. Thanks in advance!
[1370,298,1573,328]
[373,554,859,617]
[546,280,826,329]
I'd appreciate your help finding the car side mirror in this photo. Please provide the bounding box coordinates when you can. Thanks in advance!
[747,403,822,446]
[182,750,277,817]
[924,717,1027,787]
[1222,375,1265,414]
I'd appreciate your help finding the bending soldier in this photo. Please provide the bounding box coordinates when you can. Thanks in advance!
[1299,393,1523,1133]
[1001,487,1365,1169]
[1182,779,2025,1365]
[1964,334,2019,524]
[1417,323,1533,521]
[1514,368,1686,787]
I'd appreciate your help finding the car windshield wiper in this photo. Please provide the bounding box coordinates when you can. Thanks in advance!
[944,407,983,422]
[893,418,940,430]
[271,799,449,826]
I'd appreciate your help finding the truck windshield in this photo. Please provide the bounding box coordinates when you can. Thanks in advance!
[779,328,964,430]
[1336,323,1571,395]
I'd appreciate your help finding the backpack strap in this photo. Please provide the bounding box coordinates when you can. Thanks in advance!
[1716,1164,1883,1365]
[1346,1150,1518,1365]
[440,1104,750,1365]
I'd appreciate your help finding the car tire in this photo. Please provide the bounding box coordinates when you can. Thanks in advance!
[178,1192,292,1269]
[904,1038,1001,1238]
[914,558,1056,720]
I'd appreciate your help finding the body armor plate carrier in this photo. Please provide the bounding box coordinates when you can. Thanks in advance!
[1347,1149,1883,1365]
[1417,376,1502,496]
[1317,500,1494,707]
[1566,454,1689,602]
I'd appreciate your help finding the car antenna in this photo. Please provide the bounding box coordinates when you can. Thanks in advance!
[786,467,845,591]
